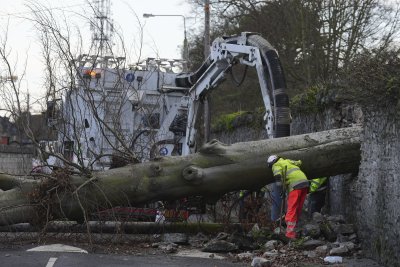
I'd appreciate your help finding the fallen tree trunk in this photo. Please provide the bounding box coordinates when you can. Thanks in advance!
[0,126,361,225]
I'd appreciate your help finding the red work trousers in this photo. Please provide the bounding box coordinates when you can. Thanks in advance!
[285,187,308,239]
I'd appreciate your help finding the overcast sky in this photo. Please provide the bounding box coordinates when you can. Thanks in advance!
[0,0,196,112]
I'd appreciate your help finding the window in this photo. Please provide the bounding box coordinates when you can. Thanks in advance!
[63,141,74,162]
[142,113,160,129]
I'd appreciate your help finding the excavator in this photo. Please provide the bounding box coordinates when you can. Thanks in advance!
[149,31,290,159]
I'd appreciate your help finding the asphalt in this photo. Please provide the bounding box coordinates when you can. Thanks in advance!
[0,244,247,267]
[0,242,385,267]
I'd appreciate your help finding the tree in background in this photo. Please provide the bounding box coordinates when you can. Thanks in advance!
[187,0,400,95]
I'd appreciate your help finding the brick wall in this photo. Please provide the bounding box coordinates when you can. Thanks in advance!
[0,145,34,175]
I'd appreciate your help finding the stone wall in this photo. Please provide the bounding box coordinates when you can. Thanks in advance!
[351,107,400,266]
[211,102,400,266]
[290,102,400,266]
[0,145,34,175]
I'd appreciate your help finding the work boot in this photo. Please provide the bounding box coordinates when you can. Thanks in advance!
[285,221,297,239]
[285,231,297,239]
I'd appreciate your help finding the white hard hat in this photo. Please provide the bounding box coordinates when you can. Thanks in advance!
[267,155,278,167]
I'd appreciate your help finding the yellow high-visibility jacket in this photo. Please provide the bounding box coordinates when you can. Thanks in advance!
[309,177,328,193]
[272,158,309,192]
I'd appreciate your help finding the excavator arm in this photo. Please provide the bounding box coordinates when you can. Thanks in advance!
[175,32,291,155]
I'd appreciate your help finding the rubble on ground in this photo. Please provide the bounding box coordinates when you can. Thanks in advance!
[75,212,377,266]
[150,212,368,266]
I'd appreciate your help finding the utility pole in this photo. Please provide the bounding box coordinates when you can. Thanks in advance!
[204,0,211,58]
[203,0,211,143]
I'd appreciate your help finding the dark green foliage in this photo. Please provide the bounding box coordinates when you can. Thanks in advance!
[290,85,324,114]
[212,109,264,132]
[290,82,352,112]
[344,49,400,108]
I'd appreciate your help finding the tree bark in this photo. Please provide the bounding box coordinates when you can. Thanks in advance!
[0,126,361,225]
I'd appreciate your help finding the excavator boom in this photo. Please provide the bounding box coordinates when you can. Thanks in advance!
[175,32,290,155]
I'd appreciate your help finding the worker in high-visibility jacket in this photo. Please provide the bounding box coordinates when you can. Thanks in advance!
[309,177,328,215]
[267,155,310,239]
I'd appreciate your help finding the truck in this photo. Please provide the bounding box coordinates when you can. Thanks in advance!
[44,32,290,171]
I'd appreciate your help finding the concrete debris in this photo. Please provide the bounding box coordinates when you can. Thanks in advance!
[336,233,350,242]
[302,223,321,238]
[188,232,209,248]
[301,239,325,249]
[329,245,349,256]
[262,250,279,258]
[215,232,230,240]
[202,240,239,253]
[251,257,272,267]
[315,245,330,255]
[263,240,280,250]
[236,252,254,261]
[227,232,258,250]
[155,242,178,253]
[162,233,188,245]
[341,241,356,251]
[303,250,318,258]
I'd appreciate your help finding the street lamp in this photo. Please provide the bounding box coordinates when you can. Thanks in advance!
[143,13,189,64]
